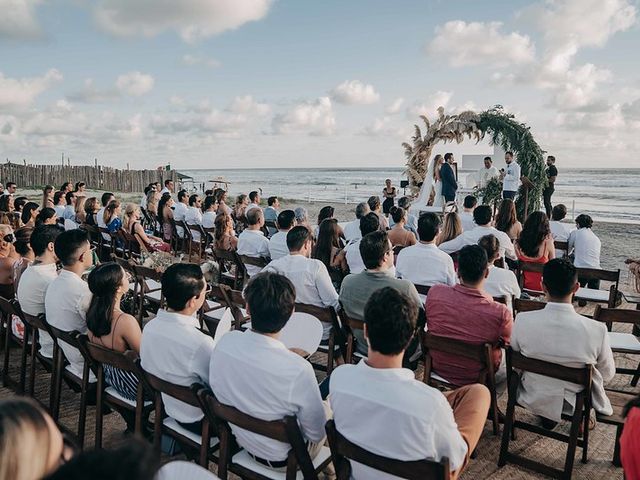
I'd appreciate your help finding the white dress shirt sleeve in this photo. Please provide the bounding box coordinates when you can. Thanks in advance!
[445,256,456,286]
[438,234,466,254]
[314,262,340,309]
[596,326,616,383]
[499,231,517,260]
[509,271,521,298]
[291,365,327,443]
[567,230,576,256]
[193,335,215,385]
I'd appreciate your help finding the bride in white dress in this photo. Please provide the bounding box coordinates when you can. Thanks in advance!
[432,154,444,207]
[414,154,444,207]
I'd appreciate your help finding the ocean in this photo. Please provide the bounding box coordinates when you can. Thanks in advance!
[182,167,640,224]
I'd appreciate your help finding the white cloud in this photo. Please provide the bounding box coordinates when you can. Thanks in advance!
[360,116,404,137]
[406,91,453,119]
[115,72,155,96]
[385,97,404,115]
[272,97,335,136]
[0,0,43,40]
[182,54,221,68]
[95,0,273,43]
[226,95,270,116]
[549,63,612,110]
[67,78,120,103]
[330,80,380,105]
[0,68,62,110]
[426,21,535,67]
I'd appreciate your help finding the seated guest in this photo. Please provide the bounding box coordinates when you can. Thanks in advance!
[426,245,513,388]
[330,287,490,479]
[568,214,602,287]
[36,207,58,226]
[214,213,238,251]
[97,192,115,241]
[549,204,573,257]
[16,224,61,358]
[140,263,213,433]
[387,206,417,247]
[367,195,388,230]
[245,190,261,213]
[495,199,522,241]
[201,196,217,230]
[313,218,346,280]
[215,189,233,216]
[87,263,143,405]
[0,397,71,480]
[157,193,174,243]
[0,224,19,299]
[13,227,34,290]
[268,210,295,260]
[343,202,370,243]
[396,212,456,287]
[315,206,335,237]
[340,230,421,354]
[436,211,462,245]
[210,272,327,467]
[339,212,380,275]
[83,197,99,226]
[42,185,55,209]
[237,207,270,277]
[53,191,66,218]
[478,234,521,304]
[103,200,122,233]
[233,193,249,221]
[185,194,203,241]
[74,196,87,224]
[460,195,477,232]
[511,259,614,424]
[515,211,555,291]
[21,202,39,227]
[63,192,77,221]
[621,395,640,478]
[263,196,280,236]
[123,204,170,253]
[294,206,310,229]
[265,226,339,339]
[173,190,189,237]
[388,196,418,235]
[439,205,517,261]
[45,229,95,380]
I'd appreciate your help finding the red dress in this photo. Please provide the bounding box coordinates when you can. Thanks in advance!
[516,242,549,292]
[621,407,640,480]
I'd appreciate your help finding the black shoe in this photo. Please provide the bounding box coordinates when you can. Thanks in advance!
[540,417,558,430]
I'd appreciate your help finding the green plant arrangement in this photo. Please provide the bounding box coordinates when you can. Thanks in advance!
[475,176,503,208]
[403,105,546,220]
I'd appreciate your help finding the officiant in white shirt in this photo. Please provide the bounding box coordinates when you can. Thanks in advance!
[477,156,500,189]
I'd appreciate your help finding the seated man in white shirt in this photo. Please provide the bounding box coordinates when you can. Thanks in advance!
[512,259,615,428]
[63,191,77,221]
[173,190,189,236]
[396,212,456,287]
[265,225,339,340]
[268,210,295,260]
[53,191,66,218]
[330,287,490,479]
[338,212,380,275]
[185,194,203,241]
[237,207,270,277]
[549,204,574,258]
[160,179,174,196]
[439,205,516,261]
[459,196,477,232]
[343,202,370,243]
[140,263,213,434]
[210,272,328,469]
[245,190,261,213]
[16,224,62,359]
[44,229,95,381]
[568,214,602,288]
[478,234,520,304]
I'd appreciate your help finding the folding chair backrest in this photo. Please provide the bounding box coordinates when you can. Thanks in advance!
[508,347,593,387]
[238,254,269,269]
[517,261,545,290]
[325,419,450,480]
[135,359,201,408]
[554,241,569,256]
[593,305,640,331]
[513,298,546,316]
[576,267,620,283]
[493,295,508,305]
[414,284,431,296]
[422,333,494,384]
[78,335,139,374]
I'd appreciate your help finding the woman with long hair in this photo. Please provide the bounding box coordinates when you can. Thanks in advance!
[432,154,444,207]
[42,185,55,209]
[313,218,346,285]
[84,197,99,226]
[20,202,39,227]
[157,193,174,243]
[516,211,555,291]
[35,208,57,226]
[12,227,34,291]
[145,189,161,217]
[86,263,143,402]
[122,204,170,253]
[233,194,248,219]
[0,397,72,480]
[495,199,522,241]
[214,213,238,251]
[0,194,14,213]
[315,205,335,238]
[386,206,417,247]
[437,212,463,245]
[103,200,122,233]
[74,197,87,224]
[216,189,232,216]
[0,224,19,299]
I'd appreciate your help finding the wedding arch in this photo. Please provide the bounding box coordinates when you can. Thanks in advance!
[403,105,546,220]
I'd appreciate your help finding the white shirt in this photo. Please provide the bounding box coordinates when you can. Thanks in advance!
[396,243,456,287]
[345,239,365,274]
[17,262,57,358]
[44,270,93,380]
[140,309,214,423]
[268,231,289,260]
[210,330,326,461]
[245,202,260,213]
[439,225,517,261]
[484,265,521,305]
[459,211,476,232]
[330,361,467,478]
[502,161,521,192]
[568,228,601,268]
[237,229,270,277]
[343,219,362,243]
[185,206,203,241]
[550,221,574,257]
[202,211,215,229]
[512,302,615,421]
[478,166,500,189]
[97,206,111,241]
[54,205,66,218]
[174,202,188,223]
[160,187,170,196]
[63,205,76,221]
[140,193,148,209]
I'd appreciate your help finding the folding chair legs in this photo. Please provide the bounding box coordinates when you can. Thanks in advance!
[631,360,640,387]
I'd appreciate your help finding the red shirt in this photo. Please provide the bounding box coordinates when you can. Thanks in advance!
[621,407,640,479]
[425,284,513,386]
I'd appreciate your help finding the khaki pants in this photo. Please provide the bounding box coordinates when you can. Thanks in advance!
[444,384,491,479]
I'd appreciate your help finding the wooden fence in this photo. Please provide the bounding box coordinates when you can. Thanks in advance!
[0,163,177,193]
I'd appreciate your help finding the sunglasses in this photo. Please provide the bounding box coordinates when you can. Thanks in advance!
[3,233,15,243]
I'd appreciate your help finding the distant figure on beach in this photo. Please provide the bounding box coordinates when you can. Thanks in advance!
[477,157,499,189]
[500,151,521,200]
[441,153,458,204]
[543,155,558,218]
[382,179,396,216]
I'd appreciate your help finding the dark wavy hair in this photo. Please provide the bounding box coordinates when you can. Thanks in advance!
[21,202,39,225]
[495,199,518,234]
[313,218,341,269]
[518,211,550,258]
[317,206,334,226]
[86,262,125,338]
[156,193,173,225]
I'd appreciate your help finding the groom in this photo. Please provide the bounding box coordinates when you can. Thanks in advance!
[441,153,458,203]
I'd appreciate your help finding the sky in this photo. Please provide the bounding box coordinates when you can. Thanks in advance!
[1,0,639,170]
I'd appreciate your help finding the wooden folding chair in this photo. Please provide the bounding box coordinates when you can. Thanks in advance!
[264,220,277,239]
[21,312,56,398]
[338,305,366,364]
[0,297,28,393]
[83,224,102,252]
[595,388,636,467]
[188,224,208,262]
[98,226,115,260]
[493,295,508,305]
[498,347,593,479]
[135,361,218,467]
[175,219,192,256]
[593,305,640,386]
[554,241,569,259]
[325,419,450,480]
[211,249,244,290]
[196,387,332,480]
[77,336,153,448]
[422,332,501,435]
[574,267,620,309]
[132,264,164,326]
[295,303,343,375]
[512,298,546,317]
[516,261,545,295]
[223,288,251,330]
[238,254,270,285]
